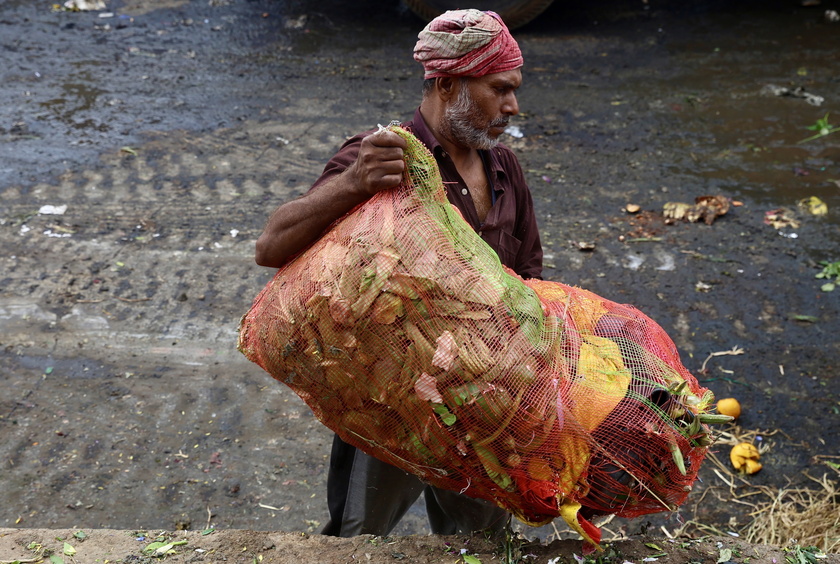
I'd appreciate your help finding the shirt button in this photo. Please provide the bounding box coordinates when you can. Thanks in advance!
[461,188,468,195]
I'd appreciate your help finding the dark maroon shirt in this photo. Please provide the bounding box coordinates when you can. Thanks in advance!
[312,108,543,280]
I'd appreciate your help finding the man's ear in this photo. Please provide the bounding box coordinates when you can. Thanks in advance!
[435,76,457,101]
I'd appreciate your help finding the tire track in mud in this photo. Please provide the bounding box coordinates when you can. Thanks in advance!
[1,119,348,357]
[0,121,347,531]
[0,351,330,531]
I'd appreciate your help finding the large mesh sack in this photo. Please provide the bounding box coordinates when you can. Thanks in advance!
[238,124,720,546]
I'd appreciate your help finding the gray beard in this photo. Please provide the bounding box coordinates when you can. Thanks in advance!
[443,84,508,151]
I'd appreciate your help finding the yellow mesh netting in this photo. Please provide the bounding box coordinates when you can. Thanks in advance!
[238,124,717,545]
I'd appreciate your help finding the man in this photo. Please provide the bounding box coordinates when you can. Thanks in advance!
[255,9,543,537]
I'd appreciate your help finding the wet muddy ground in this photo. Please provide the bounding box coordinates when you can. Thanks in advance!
[1,0,839,553]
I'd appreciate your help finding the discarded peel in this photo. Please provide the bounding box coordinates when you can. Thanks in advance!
[730,442,762,475]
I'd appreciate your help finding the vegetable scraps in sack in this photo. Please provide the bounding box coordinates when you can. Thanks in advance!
[238,123,728,549]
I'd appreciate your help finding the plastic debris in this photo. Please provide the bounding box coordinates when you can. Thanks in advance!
[43,229,71,238]
[39,204,67,215]
[284,15,308,30]
[761,84,824,106]
[63,0,107,10]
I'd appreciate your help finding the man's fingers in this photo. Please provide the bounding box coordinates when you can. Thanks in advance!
[359,132,406,169]
[371,146,405,164]
[372,160,405,189]
[366,129,408,150]
[374,172,404,190]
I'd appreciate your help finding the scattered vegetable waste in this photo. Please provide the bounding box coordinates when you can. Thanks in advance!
[663,195,730,225]
[815,260,840,292]
[730,442,762,474]
[798,196,828,216]
[764,208,800,230]
[798,112,840,144]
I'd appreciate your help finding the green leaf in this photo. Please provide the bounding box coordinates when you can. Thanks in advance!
[73,531,87,540]
[473,444,513,491]
[798,114,840,143]
[49,556,66,564]
[718,548,733,563]
[201,528,216,535]
[463,555,483,564]
[63,542,76,556]
[144,541,168,554]
[147,539,188,555]
[433,404,456,426]
[821,282,835,292]
[155,542,177,555]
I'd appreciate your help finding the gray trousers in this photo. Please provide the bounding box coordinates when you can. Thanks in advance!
[322,434,509,537]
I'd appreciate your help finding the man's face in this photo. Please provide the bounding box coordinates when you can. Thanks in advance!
[443,69,522,150]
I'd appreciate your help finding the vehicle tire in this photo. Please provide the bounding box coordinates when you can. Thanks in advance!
[403,0,555,30]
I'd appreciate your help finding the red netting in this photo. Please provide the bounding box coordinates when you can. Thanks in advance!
[238,125,718,544]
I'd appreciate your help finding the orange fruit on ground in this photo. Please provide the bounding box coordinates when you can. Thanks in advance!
[716,397,741,419]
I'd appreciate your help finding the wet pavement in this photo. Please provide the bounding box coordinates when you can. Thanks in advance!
[1,0,839,541]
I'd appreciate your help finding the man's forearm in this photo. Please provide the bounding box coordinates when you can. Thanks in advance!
[254,129,407,269]
[254,171,367,268]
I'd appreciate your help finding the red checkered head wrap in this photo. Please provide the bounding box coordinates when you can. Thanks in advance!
[413,9,523,79]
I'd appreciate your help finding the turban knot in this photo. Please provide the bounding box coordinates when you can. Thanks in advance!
[413,9,523,79]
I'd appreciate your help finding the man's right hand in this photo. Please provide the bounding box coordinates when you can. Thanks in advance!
[347,129,408,197]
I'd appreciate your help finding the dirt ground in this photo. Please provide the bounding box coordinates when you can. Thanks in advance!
[1,0,839,562]
[3,527,839,564]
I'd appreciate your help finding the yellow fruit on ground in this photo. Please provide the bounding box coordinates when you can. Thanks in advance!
[730,442,762,475]
[716,397,741,419]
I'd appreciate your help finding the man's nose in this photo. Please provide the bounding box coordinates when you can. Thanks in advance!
[502,93,519,116]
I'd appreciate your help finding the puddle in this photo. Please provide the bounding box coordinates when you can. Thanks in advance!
[38,70,110,131]
[647,7,840,243]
